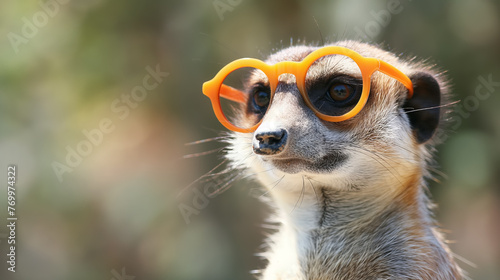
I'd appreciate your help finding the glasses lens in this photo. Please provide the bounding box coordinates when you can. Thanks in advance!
[219,67,271,130]
[305,55,363,118]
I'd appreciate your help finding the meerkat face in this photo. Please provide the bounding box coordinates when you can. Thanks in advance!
[221,41,443,193]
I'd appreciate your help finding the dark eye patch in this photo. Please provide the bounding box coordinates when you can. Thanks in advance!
[245,82,271,116]
[306,75,363,116]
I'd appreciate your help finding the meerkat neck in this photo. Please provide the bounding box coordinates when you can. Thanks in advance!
[270,175,423,232]
[262,176,461,279]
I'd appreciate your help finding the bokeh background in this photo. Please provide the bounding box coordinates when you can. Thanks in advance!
[0,0,499,279]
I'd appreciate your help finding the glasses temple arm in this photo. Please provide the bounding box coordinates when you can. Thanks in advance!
[378,60,414,98]
[220,84,247,103]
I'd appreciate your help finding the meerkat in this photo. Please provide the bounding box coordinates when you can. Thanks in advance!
[202,40,464,280]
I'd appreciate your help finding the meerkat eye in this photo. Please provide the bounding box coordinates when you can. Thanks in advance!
[306,75,362,117]
[322,79,361,107]
[251,88,271,110]
[328,83,353,102]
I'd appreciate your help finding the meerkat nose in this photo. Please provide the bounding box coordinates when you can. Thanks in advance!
[253,128,288,155]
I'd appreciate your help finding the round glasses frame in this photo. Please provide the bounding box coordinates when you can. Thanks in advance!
[202,46,414,133]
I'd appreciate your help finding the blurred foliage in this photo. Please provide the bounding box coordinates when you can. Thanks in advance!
[0,0,499,279]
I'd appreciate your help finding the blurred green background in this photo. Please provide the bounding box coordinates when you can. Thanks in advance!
[0,0,499,279]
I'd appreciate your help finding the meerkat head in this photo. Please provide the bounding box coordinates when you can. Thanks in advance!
[206,41,446,196]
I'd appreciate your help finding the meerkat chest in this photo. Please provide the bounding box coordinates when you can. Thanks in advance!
[262,228,396,280]
[260,205,428,280]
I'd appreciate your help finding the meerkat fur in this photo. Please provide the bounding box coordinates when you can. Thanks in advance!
[222,40,463,280]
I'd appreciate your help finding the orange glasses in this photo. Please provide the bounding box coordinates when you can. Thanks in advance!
[203,46,413,133]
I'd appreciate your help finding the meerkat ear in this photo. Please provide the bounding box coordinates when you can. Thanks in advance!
[403,72,441,144]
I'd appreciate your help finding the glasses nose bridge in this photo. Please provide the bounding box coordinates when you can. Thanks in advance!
[272,61,305,89]
[275,61,302,77]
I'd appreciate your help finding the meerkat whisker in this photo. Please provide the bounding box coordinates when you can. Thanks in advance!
[306,176,321,204]
[207,172,245,196]
[176,158,229,199]
[404,100,461,114]
[258,174,286,199]
[240,167,277,182]
[290,179,306,214]
[184,136,232,146]
[182,147,228,159]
